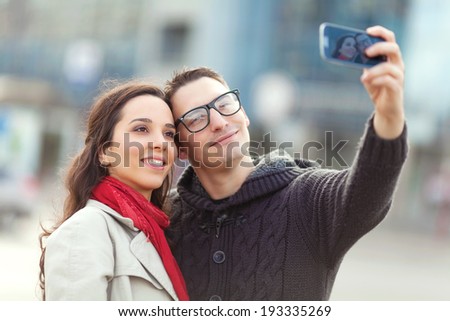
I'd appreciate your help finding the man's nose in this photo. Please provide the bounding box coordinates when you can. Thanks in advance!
[209,109,228,130]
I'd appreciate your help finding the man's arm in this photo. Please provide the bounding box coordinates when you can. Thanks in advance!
[290,117,407,268]
[361,26,405,139]
[289,26,407,266]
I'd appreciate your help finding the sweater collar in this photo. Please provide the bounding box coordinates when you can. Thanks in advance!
[176,149,317,211]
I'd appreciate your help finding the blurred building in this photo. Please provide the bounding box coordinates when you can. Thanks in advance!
[0,75,77,226]
[0,0,410,122]
[135,0,411,163]
[1,0,449,234]
[0,0,148,107]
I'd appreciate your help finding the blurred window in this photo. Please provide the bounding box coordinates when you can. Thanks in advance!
[160,23,190,63]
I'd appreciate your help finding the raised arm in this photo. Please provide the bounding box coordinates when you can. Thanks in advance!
[290,26,408,267]
[361,25,405,139]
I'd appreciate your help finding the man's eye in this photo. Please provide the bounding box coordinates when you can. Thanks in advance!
[218,102,232,108]
[187,114,206,125]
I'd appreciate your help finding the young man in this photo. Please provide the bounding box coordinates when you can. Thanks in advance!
[354,32,382,66]
[164,26,407,300]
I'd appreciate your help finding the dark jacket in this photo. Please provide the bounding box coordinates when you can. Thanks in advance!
[166,117,408,300]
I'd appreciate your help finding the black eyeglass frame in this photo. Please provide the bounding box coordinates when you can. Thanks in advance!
[174,89,241,133]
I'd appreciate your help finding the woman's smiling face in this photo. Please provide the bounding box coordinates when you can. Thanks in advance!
[103,94,176,200]
[339,37,356,58]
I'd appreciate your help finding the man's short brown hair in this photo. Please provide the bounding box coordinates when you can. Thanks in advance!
[164,66,229,106]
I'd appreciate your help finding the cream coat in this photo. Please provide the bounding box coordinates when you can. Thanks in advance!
[44,199,178,301]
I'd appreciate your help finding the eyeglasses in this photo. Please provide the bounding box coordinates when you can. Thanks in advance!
[175,89,241,133]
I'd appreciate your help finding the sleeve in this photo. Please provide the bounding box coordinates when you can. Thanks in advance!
[44,209,115,300]
[291,115,408,267]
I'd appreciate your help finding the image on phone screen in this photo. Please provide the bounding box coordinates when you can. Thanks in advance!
[319,23,386,68]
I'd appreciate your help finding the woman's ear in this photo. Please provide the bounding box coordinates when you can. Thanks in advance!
[98,152,110,167]
[98,145,114,167]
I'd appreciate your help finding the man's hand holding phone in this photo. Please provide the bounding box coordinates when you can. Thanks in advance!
[320,23,405,140]
[360,25,405,140]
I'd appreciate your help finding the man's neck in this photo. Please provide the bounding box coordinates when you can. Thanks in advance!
[194,155,255,200]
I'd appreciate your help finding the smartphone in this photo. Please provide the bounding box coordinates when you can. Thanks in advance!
[319,22,386,68]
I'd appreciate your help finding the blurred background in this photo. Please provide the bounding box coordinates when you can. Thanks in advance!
[0,0,449,300]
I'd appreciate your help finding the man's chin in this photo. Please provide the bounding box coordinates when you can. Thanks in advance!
[199,148,245,170]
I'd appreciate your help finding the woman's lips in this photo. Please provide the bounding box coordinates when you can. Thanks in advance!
[141,157,166,170]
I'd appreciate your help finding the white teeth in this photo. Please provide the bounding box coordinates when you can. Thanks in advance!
[146,159,164,167]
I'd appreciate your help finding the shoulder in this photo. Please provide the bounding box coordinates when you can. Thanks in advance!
[46,200,130,247]
[166,188,181,216]
[165,188,187,240]
[60,201,113,229]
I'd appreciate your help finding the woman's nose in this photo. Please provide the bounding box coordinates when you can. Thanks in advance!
[151,133,167,150]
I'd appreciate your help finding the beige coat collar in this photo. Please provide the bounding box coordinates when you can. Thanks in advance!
[87,200,178,300]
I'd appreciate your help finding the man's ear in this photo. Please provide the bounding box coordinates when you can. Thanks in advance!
[241,106,250,127]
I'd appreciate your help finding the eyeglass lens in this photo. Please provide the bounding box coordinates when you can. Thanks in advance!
[183,92,240,132]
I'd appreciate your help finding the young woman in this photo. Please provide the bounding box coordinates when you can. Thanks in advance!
[331,35,357,61]
[39,81,189,301]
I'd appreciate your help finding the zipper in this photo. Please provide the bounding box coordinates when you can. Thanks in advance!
[199,213,246,238]
[215,215,226,238]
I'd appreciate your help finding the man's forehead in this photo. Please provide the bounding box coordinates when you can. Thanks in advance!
[172,78,228,111]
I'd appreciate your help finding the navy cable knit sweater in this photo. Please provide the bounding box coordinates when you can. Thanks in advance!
[166,117,408,300]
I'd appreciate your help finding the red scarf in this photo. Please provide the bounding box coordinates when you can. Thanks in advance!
[91,176,189,301]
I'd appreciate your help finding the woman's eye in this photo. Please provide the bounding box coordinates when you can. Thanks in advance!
[135,126,148,132]
[165,131,175,139]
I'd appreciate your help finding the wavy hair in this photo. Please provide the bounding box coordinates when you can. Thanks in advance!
[38,80,172,300]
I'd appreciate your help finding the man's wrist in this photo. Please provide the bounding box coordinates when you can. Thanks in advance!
[373,112,405,140]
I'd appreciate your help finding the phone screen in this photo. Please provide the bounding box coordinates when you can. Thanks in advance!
[319,23,386,68]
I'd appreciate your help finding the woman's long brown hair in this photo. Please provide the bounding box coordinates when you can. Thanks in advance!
[38,80,172,300]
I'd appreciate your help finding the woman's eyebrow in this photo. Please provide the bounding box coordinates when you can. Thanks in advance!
[129,118,175,129]
[128,118,152,124]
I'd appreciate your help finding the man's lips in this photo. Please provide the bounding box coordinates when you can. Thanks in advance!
[210,130,238,146]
